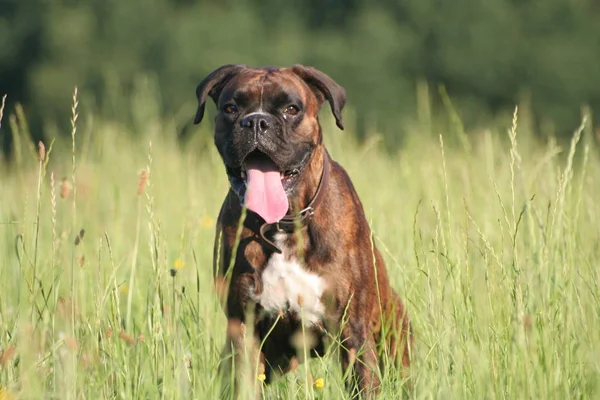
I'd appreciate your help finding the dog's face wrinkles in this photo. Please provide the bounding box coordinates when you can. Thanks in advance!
[249,233,327,325]
[194,65,345,212]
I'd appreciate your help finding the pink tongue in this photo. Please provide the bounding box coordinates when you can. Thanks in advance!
[244,157,289,224]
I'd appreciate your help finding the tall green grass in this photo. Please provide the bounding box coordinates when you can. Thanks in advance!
[1,95,599,399]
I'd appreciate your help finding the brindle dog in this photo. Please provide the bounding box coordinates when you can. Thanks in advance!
[193,65,412,398]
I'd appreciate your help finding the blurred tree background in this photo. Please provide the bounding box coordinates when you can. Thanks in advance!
[1,0,599,156]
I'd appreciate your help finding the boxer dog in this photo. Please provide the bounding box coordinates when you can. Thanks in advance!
[193,65,411,398]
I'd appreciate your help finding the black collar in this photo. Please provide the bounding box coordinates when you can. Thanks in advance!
[244,150,331,254]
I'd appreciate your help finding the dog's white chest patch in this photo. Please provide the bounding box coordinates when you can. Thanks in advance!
[251,234,326,325]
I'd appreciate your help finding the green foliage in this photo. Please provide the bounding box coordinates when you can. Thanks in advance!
[1,0,600,147]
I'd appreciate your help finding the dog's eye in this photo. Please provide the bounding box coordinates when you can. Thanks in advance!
[283,105,300,116]
[223,104,238,114]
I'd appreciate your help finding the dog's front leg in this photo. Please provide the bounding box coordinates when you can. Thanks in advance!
[219,318,265,400]
[341,323,381,399]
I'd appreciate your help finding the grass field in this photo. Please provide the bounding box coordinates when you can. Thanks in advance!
[1,94,600,399]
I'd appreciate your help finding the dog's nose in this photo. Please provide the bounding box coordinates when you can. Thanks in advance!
[240,113,270,133]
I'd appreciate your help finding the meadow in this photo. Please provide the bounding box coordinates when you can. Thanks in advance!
[1,92,599,399]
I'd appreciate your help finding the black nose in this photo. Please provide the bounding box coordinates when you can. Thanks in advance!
[240,113,270,133]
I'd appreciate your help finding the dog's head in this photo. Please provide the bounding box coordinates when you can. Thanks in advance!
[193,65,346,223]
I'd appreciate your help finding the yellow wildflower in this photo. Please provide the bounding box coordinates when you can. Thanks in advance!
[257,373,266,382]
[201,215,214,228]
[174,259,184,270]
[314,377,325,389]
[0,388,15,400]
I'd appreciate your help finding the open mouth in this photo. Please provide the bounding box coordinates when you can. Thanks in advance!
[240,168,300,183]
[227,150,305,223]
[228,152,301,182]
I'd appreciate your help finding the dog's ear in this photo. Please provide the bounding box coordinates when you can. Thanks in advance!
[291,65,346,130]
[194,64,247,125]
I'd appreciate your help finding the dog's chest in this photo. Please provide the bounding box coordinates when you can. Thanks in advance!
[250,234,326,325]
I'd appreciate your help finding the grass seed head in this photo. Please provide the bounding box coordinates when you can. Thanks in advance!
[38,141,45,162]
[118,331,135,346]
[0,345,16,367]
[137,169,149,195]
[74,229,85,246]
[60,177,71,199]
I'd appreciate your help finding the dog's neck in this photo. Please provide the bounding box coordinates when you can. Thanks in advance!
[290,146,327,214]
